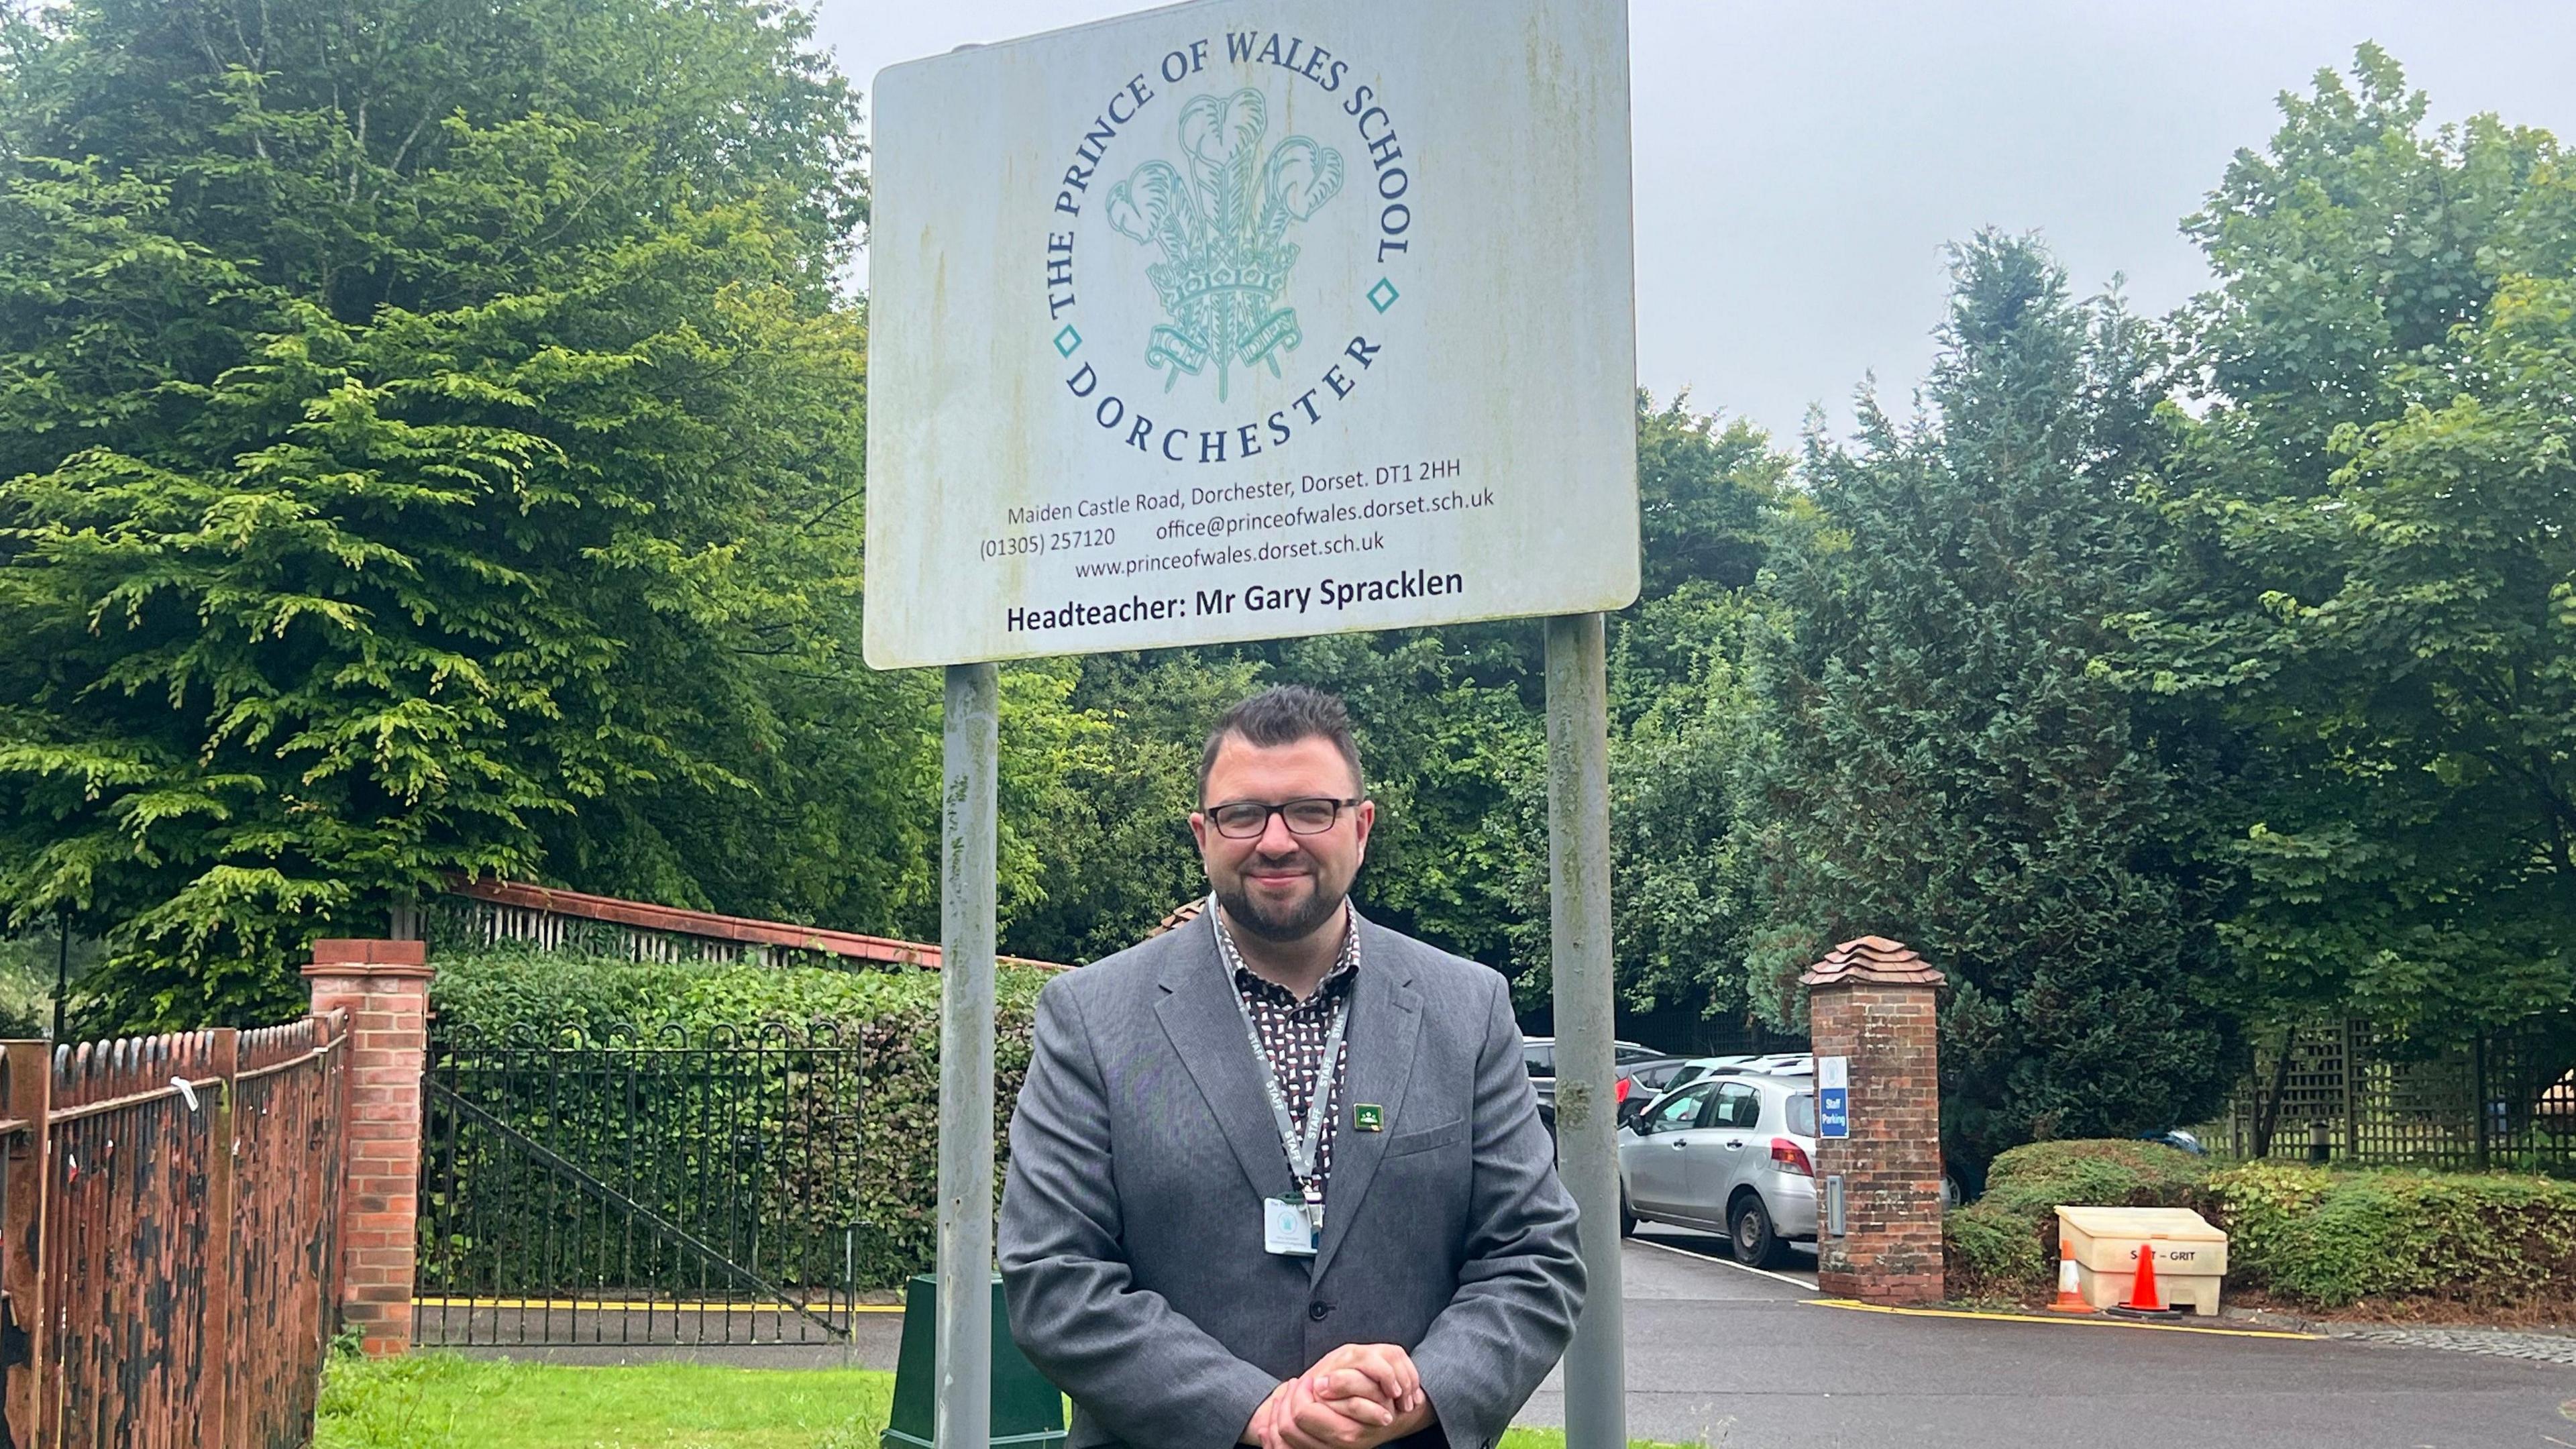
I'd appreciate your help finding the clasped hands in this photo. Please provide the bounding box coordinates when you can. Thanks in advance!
[1242,1342,1432,1449]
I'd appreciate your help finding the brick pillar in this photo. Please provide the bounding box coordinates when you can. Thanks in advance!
[1803,936,1945,1307]
[305,938,433,1356]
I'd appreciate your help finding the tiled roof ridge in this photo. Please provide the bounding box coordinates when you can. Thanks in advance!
[1149,896,1209,938]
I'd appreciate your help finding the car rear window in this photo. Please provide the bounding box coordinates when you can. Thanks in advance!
[1786,1093,1817,1136]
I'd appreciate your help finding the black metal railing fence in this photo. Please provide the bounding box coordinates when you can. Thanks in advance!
[415,1020,900,1347]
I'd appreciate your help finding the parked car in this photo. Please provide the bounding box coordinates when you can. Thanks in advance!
[1746,1053,1815,1074]
[1655,1055,1764,1093]
[1610,1055,1777,1126]
[1665,1053,1813,1089]
[1617,1071,1818,1268]
[1525,1036,1665,1135]
[1523,1036,1663,1085]
[1623,1056,1705,1096]
[1605,1056,1710,1128]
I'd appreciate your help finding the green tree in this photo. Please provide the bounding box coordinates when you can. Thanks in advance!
[1008,623,1554,977]
[1743,233,2234,1170]
[1002,649,1262,965]
[0,0,959,1028]
[1599,398,1790,1026]
[1604,584,1771,1027]
[1275,624,1552,977]
[2126,48,2576,1034]
[1006,393,1796,1027]
[1633,392,1782,600]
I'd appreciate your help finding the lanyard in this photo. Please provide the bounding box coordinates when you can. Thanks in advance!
[1212,905,1352,1200]
[1230,987,1348,1199]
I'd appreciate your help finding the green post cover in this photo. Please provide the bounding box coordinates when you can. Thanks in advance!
[883,1274,1069,1449]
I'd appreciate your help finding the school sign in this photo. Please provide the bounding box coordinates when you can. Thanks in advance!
[865,0,1639,667]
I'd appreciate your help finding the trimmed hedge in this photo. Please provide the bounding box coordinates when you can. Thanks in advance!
[1943,1139,2208,1301]
[1941,1139,2576,1314]
[2208,1162,2576,1311]
[425,944,1055,1289]
[428,943,1056,1038]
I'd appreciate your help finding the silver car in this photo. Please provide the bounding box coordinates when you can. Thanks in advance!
[1616,1072,1819,1267]
[1658,1055,1760,1092]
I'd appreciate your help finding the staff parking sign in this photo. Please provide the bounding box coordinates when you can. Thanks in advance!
[864,0,1639,667]
[1817,1055,1850,1139]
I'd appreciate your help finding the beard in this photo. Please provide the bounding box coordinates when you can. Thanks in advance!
[1214,870,1350,943]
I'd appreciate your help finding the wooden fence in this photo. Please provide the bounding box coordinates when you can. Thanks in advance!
[0,1016,348,1449]
[2229,1012,2576,1171]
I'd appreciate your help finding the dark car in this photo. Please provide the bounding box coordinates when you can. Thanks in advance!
[1525,1037,1668,1136]
[1623,1056,1706,1097]
[1603,1056,1716,1129]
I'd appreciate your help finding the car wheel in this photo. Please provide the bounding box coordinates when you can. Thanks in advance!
[1619,1187,1637,1238]
[1731,1195,1786,1269]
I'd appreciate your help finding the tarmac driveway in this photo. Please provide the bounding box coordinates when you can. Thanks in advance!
[449,1229,2576,1448]
[1514,1228,2576,1449]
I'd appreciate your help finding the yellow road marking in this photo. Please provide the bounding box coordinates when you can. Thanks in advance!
[414,1297,904,1314]
[1808,1298,2316,1339]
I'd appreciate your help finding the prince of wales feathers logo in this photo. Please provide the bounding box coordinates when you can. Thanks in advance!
[1106,89,1345,401]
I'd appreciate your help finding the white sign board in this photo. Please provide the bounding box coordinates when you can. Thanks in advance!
[865,0,1639,668]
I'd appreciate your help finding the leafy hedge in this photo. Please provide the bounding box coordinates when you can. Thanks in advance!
[428,944,1059,1041]
[425,945,1054,1289]
[1943,1139,2208,1300]
[2206,1163,2576,1311]
[1942,1139,2576,1313]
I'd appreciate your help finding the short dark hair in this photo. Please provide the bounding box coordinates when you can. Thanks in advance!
[1197,686,1365,802]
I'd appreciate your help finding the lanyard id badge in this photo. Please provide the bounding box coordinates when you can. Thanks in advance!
[1263,1194,1321,1256]
[1219,921,1350,1258]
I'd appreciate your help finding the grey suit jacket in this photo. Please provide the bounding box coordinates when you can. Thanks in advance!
[998,912,1585,1449]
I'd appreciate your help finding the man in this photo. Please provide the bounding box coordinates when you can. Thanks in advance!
[1000,686,1584,1449]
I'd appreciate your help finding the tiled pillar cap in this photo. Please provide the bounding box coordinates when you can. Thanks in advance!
[1800,935,1946,988]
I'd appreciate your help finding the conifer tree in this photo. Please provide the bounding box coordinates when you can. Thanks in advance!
[1744,233,2233,1170]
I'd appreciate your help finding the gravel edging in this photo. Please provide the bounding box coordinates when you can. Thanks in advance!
[2322,1323,2576,1365]
[2220,1304,2576,1363]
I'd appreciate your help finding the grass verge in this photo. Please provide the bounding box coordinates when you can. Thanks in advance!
[315,1355,1691,1449]
[315,1356,894,1449]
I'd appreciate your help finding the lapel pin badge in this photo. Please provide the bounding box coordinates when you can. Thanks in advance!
[1354,1104,1384,1132]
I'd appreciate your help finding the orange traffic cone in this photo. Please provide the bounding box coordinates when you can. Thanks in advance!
[2123,1242,2165,1312]
[2049,1236,2093,1313]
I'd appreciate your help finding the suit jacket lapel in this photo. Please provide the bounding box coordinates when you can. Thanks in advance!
[1312,917,1422,1281]
[1156,917,1297,1203]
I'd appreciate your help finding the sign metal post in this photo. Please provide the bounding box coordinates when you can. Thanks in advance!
[936,662,999,1449]
[1544,612,1624,1449]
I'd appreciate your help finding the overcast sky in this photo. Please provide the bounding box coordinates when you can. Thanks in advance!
[814,1,2576,445]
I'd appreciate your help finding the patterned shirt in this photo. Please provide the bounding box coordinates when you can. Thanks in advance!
[1208,897,1360,1202]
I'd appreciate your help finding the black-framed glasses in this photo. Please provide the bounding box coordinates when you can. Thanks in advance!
[1204,797,1363,839]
